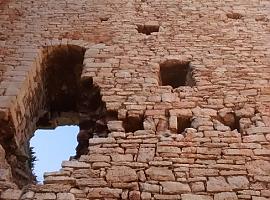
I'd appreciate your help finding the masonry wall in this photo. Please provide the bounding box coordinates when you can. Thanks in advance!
[0,0,269,199]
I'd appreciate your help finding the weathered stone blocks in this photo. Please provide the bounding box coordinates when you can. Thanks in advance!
[161,181,191,194]
[106,166,137,183]
[145,167,175,181]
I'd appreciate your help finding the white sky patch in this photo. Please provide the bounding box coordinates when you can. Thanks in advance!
[30,125,79,183]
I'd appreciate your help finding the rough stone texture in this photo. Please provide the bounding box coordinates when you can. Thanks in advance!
[106,166,138,183]
[181,194,213,200]
[137,148,155,162]
[207,177,232,192]
[161,181,191,194]
[214,192,238,200]
[0,0,269,199]
[227,176,249,189]
[0,189,22,200]
[145,167,175,181]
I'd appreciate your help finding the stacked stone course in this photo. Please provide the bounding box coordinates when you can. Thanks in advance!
[0,0,269,199]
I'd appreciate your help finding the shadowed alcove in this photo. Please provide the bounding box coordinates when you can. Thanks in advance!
[159,60,195,88]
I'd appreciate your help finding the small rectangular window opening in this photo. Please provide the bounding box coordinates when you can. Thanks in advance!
[159,60,195,88]
[136,24,160,35]
[177,116,192,134]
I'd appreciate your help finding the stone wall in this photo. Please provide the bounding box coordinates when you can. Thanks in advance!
[0,0,269,199]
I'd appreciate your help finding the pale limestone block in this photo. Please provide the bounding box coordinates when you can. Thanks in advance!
[1,189,22,200]
[214,192,237,200]
[107,121,125,132]
[207,177,232,192]
[76,178,107,187]
[143,117,156,131]
[61,161,90,168]
[169,116,177,132]
[181,194,213,200]
[106,166,137,183]
[57,193,75,200]
[137,148,155,162]
[140,183,160,193]
[141,192,151,200]
[34,192,56,200]
[111,153,133,162]
[161,181,191,194]
[88,154,111,162]
[191,182,205,192]
[145,167,175,181]
[227,176,249,189]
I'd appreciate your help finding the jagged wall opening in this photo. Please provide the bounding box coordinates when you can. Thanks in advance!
[35,46,111,162]
[0,45,114,188]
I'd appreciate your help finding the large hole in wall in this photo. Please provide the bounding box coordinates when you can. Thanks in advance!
[123,114,144,133]
[4,45,114,188]
[159,60,195,88]
[30,125,79,183]
[34,45,111,168]
[177,116,192,134]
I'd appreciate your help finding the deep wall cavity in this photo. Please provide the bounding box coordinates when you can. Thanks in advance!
[160,60,195,88]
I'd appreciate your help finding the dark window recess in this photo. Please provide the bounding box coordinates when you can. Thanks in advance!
[42,45,85,113]
[160,60,195,88]
[226,13,243,19]
[124,114,144,132]
[136,24,159,35]
[100,17,109,22]
[177,116,191,134]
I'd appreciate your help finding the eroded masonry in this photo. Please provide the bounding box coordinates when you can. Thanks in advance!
[0,0,269,199]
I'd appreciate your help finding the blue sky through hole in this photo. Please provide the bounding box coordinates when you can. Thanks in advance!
[30,125,79,183]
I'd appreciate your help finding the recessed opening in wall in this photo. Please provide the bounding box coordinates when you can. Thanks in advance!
[160,60,195,88]
[30,125,79,183]
[177,116,192,134]
[136,24,160,35]
[43,45,85,113]
[124,114,144,132]
[226,12,243,19]
[100,17,109,22]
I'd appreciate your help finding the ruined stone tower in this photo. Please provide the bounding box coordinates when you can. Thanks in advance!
[0,0,269,199]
